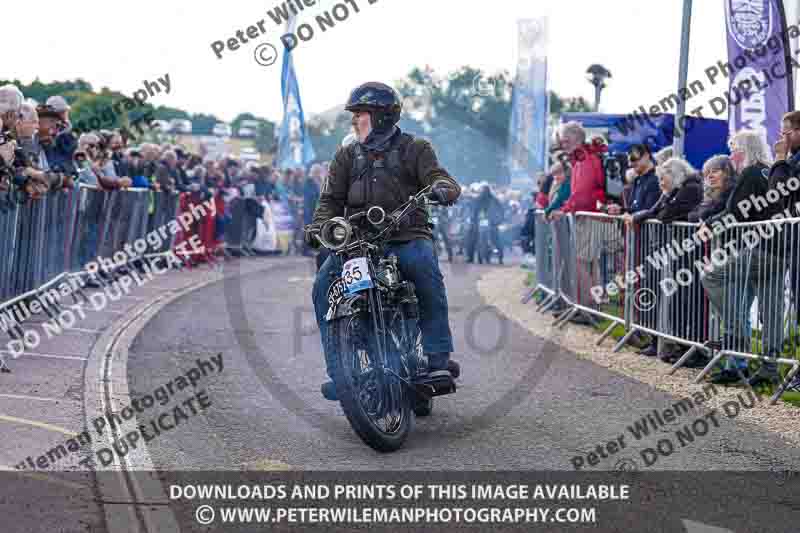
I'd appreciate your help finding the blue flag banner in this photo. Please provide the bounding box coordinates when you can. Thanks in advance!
[724,0,793,151]
[278,18,316,170]
[508,17,549,188]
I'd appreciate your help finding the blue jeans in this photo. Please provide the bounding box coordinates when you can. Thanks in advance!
[312,238,454,380]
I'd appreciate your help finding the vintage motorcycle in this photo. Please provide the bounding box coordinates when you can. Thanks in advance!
[313,186,456,452]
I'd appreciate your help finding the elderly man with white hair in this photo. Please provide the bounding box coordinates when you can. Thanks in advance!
[0,84,24,135]
[551,121,607,315]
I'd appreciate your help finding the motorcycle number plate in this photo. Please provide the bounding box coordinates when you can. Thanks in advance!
[327,277,346,307]
[342,257,373,295]
[479,219,490,227]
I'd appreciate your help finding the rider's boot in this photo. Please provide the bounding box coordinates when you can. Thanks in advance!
[426,352,460,379]
[321,380,337,401]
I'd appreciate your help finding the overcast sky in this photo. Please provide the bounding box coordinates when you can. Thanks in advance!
[9,0,800,123]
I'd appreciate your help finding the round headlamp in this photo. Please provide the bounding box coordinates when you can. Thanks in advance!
[367,205,386,226]
[319,217,352,250]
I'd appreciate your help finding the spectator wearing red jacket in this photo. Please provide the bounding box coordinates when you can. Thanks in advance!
[551,122,607,312]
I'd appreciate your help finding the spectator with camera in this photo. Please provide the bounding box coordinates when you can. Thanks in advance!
[0,88,73,200]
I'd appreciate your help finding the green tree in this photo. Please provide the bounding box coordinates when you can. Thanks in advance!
[254,120,277,155]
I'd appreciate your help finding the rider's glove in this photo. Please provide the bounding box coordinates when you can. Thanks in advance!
[304,224,321,249]
[431,180,452,205]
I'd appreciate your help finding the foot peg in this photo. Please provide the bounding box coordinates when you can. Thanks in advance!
[413,372,456,398]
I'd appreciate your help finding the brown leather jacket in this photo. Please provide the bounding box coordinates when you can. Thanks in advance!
[311,132,460,242]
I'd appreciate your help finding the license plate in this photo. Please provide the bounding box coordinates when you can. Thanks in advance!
[479,219,489,227]
[327,277,346,307]
[342,257,373,295]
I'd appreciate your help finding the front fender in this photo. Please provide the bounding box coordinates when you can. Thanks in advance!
[325,292,367,322]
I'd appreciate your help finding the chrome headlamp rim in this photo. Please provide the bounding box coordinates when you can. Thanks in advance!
[319,217,353,250]
[366,205,386,226]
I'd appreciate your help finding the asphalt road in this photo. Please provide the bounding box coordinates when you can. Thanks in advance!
[127,257,800,473]
[2,255,800,532]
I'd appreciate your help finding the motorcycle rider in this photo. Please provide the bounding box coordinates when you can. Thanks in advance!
[466,183,504,264]
[304,82,462,401]
[429,203,454,262]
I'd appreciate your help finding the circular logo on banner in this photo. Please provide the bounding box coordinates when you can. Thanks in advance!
[725,0,773,49]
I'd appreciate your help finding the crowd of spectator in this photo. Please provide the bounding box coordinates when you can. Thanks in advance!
[525,118,800,393]
[0,83,330,259]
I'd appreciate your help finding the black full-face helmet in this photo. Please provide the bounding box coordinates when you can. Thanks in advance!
[345,82,402,133]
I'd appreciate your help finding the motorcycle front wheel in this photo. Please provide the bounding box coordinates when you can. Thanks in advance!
[327,312,413,452]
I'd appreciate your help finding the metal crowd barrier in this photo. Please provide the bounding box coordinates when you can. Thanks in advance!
[1,186,191,332]
[146,190,181,258]
[0,194,20,301]
[525,211,800,404]
[691,217,800,404]
[554,212,628,342]
[522,210,554,306]
[617,220,711,362]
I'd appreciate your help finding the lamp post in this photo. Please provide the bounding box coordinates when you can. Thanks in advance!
[586,64,612,111]
[673,0,693,158]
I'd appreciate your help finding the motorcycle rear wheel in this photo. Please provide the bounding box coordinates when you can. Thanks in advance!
[328,313,413,452]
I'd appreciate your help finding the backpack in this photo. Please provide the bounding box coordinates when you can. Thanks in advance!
[349,133,411,186]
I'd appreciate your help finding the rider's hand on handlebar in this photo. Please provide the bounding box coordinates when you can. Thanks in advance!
[431,181,452,205]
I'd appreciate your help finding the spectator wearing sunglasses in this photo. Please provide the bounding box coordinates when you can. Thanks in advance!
[75,133,131,189]
[610,144,661,218]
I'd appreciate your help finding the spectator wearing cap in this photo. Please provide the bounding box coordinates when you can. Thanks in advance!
[0,88,72,198]
[36,104,77,176]
[45,95,71,124]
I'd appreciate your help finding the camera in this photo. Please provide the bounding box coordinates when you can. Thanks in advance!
[603,151,628,203]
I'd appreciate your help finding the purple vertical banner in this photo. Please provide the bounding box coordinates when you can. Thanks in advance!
[724,0,793,150]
